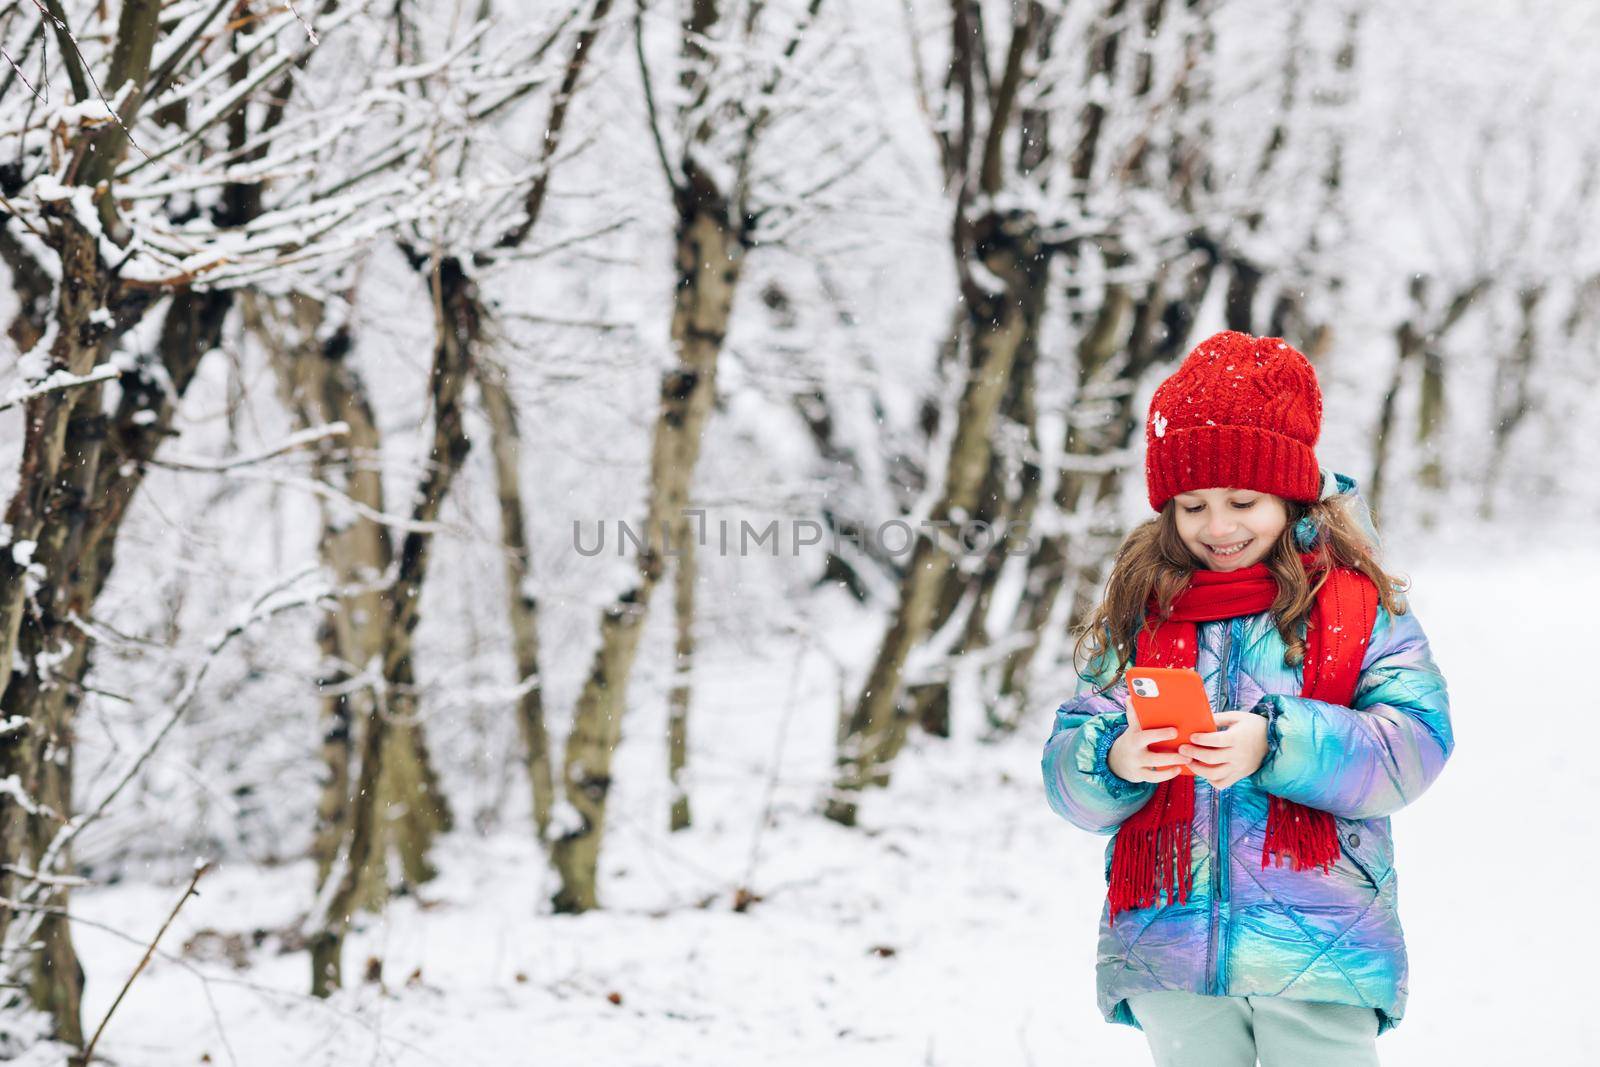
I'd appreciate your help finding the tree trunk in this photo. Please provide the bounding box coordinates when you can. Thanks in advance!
[825,212,1045,826]
[994,245,1217,719]
[473,354,555,842]
[1372,274,1485,522]
[1371,292,1424,522]
[918,251,1048,740]
[667,506,696,832]
[13,416,100,1051]
[0,274,219,1043]
[549,162,741,913]
[993,276,1133,713]
[1416,346,1447,498]
[1225,259,1263,333]
[0,220,108,710]
[0,216,117,1046]
[1480,286,1543,519]
[306,255,475,993]
[307,639,389,998]
[251,293,443,912]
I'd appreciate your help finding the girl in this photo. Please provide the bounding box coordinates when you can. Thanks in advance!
[1041,330,1454,1067]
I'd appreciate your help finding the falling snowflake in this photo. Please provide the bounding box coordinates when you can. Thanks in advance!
[1153,411,1168,437]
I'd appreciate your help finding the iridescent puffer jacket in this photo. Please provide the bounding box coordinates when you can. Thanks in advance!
[1040,505,1454,1034]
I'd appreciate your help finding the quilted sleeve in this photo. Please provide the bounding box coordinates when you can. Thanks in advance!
[1247,604,1454,820]
[1041,648,1156,835]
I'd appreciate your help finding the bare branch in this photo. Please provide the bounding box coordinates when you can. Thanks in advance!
[35,0,89,102]
[635,0,678,193]
[731,0,826,206]
[978,4,1036,196]
[145,422,351,472]
[491,0,616,251]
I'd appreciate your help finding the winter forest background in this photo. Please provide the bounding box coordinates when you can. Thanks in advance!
[0,1,1597,1064]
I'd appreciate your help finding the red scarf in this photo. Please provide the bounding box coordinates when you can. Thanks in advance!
[1105,551,1379,925]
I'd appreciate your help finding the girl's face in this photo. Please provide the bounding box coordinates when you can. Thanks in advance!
[1172,488,1288,571]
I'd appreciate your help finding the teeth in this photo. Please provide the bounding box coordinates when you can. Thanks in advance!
[1209,540,1250,556]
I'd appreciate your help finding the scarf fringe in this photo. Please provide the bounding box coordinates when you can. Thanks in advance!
[1108,776,1194,926]
[1260,794,1340,872]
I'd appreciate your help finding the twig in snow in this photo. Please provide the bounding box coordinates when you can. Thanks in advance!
[0,892,236,1065]
[75,860,214,1066]
[737,626,814,909]
[6,893,440,1065]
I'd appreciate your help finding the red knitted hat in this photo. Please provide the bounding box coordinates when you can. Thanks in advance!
[1145,330,1322,511]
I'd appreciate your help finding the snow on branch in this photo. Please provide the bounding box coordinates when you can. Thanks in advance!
[148,422,351,472]
[0,362,120,412]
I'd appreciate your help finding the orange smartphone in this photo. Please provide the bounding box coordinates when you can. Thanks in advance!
[1125,667,1218,777]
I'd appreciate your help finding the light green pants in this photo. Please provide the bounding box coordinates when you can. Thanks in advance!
[1126,990,1380,1067]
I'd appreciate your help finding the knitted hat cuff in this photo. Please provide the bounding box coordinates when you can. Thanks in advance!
[1146,424,1321,511]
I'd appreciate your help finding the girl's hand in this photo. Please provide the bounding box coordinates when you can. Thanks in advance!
[1108,718,1193,784]
[1179,710,1269,790]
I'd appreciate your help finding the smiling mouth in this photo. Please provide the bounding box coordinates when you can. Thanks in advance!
[1205,538,1252,558]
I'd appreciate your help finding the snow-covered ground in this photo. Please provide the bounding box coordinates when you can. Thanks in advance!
[41,530,1599,1066]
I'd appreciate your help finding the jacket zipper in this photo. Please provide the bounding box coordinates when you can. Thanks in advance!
[1205,617,1234,995]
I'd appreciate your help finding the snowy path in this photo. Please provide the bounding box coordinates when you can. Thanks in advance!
[54,538,1600,1066]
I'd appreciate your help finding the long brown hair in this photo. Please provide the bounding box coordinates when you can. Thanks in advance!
[1073,493,1410,685]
